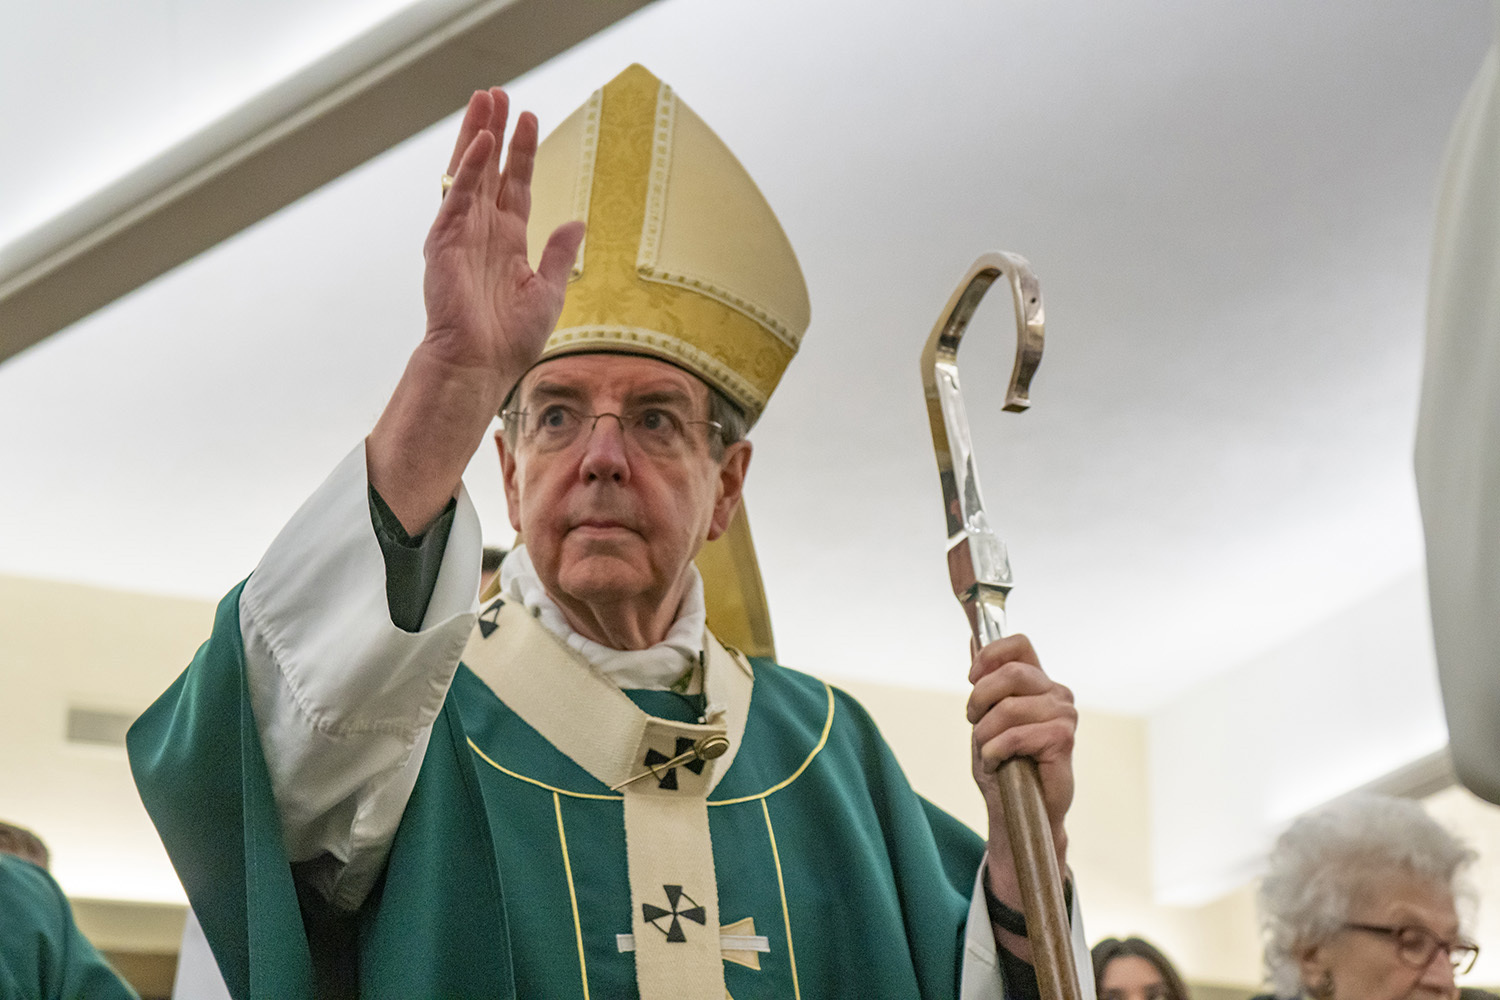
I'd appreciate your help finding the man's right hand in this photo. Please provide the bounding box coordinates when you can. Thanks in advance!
[368,88,584,536]
[423,88,585,394]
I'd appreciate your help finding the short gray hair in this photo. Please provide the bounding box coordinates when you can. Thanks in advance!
[1258,793,1476,998]
[705,385,748,458]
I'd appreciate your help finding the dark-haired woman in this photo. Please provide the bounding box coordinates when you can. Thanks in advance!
[1091,936,1191,1000]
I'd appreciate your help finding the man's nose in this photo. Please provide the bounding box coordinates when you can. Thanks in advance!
[579,413,630,481]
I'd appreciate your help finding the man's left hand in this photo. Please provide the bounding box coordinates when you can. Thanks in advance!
[966,633,1076,953]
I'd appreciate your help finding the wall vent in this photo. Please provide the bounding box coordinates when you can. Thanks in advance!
[66,707,135,747]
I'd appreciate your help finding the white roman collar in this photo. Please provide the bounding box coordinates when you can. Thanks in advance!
[498,544,706,691]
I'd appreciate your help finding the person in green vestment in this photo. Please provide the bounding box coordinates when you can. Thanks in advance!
[130,65,1089,1000]
[0,822,140,1000]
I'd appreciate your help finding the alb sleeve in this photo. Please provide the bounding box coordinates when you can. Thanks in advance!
[239,441,482,910]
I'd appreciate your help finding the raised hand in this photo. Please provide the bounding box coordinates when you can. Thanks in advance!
[368,88,584,536]
[423,87,585,394]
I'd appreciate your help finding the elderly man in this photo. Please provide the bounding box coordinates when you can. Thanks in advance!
[131,66,1083,1000]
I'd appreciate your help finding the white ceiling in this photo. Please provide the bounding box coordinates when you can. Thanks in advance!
[1,0,1492,713]
[0,0,416,247]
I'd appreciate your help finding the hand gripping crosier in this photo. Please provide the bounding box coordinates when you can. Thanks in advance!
[920,252,1081,1000]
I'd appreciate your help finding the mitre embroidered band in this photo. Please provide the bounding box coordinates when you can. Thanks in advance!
[460,598,755,999]
[525,64,810,425]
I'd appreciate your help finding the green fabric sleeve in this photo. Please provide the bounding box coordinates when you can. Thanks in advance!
[827,681,1046,999]
[368,485,457,633]
[0,854,140,1000]
[129,585,516,1000]
[816,685,981,998]
[128,583,316,1000]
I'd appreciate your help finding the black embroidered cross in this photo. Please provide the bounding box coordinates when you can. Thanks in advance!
[477,600,503,638]
[643,736,708,790]
[642,885,706,943]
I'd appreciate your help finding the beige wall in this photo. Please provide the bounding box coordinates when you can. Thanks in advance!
[1426,784,1500,984]
[0,574,214,911]
[833,674,1264,992]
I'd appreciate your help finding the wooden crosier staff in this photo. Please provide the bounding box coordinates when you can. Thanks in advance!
[920,251,1081,1000]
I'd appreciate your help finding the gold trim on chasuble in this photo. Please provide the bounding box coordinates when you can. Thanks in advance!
[462,602,834,1000]
[762,798,803,1000]
[462,600,767,999]
[465,679,835,806]
[553,791,591,1000]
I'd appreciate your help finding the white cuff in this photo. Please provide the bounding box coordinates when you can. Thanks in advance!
[240,441,482,908]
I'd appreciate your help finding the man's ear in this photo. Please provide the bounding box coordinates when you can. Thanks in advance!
[495,429,523,533]
[707,440,752,541]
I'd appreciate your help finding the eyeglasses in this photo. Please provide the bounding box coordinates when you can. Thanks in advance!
[502,403,723,458]
[1343,923,1480,975]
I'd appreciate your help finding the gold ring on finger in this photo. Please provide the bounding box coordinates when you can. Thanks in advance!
[440,173,455,198]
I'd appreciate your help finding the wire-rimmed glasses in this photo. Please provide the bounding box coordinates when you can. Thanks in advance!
[501,403,722,458]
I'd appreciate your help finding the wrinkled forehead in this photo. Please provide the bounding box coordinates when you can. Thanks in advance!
[516,353,712,409]
[1348,866,1460,933]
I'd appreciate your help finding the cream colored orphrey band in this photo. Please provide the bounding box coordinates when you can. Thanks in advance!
[461,599,755,999]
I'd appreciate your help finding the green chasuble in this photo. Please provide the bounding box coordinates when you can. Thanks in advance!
[0,854,140,1000]
[129,583,987,999]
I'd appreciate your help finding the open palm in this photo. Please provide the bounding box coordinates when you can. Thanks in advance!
[422,88,585,399]
[366,88,584,536]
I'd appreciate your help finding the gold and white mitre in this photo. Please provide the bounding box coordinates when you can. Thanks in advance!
[523,63,809,660]
[525,62,810,425]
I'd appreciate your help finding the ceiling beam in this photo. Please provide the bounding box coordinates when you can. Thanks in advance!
[0,0,655,365]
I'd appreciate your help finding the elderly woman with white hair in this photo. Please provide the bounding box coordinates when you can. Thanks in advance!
[1256,793,1480,1000]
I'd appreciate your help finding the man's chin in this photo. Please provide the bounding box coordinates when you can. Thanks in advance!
[554,559,653,607]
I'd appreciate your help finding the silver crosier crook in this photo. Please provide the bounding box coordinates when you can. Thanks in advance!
[920,251,1081,1000]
